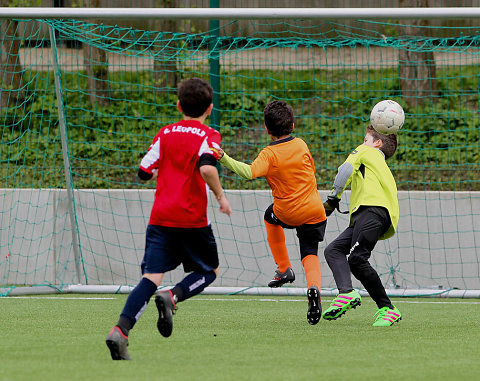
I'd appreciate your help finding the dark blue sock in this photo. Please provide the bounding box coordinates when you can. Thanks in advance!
[119,277,157,332]
[174,271,216,302]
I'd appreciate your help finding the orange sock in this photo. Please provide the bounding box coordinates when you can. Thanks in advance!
[302,254,322,289]
[264,221,291,272]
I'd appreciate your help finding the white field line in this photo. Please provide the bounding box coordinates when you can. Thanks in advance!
[1,296,479,304]
[1,296,116,300]
[193,298,480,305]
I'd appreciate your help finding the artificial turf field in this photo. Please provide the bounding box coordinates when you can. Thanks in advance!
[1,294,479,381]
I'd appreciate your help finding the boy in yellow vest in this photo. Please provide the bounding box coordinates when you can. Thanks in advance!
[322,125,402,327]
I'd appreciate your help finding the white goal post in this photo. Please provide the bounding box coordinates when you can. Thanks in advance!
[1,6,480,298]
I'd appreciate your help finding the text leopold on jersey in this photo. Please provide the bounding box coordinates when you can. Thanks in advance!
[163,125,207,137]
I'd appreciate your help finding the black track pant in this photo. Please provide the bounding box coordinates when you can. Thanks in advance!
[324,206,392,309]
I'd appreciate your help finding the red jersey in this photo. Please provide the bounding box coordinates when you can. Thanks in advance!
[139,119,221,228]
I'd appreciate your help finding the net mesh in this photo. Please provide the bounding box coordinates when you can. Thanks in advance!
[1,15,479,295]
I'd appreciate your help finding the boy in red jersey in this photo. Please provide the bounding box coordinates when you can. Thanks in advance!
[217,100,327,325]
[106,78,231,360]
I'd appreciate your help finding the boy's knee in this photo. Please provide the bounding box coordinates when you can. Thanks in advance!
[264,204,278,225]
[202,270,217,288]
[324,243,336,260]
[348,254,369,269]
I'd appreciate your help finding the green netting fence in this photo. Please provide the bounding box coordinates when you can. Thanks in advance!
[1,13,479,296]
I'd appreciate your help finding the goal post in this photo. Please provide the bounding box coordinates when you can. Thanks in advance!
[1,7,479,297]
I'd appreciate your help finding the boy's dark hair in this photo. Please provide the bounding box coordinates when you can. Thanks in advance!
[178,78,213,118]
[367,125,398,159]
[264,100,294,137]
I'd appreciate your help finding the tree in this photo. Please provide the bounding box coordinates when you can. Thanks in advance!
[0,19,23,108]
[153,0,178,95]
[77,0,110,107]
[398,0,438,108]
[0,0,37,108]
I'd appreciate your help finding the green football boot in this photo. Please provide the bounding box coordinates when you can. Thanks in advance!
[372,306,402,326]
[322,290,362,320]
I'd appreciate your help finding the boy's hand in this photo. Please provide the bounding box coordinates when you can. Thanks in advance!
[217,193,232,216]
[323,196,340,216]
[210,146,224,160]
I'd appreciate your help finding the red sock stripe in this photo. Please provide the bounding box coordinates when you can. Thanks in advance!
[111,325,128,339]
[168,290,176,308]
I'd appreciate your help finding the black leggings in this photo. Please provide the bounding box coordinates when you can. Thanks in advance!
[264,204,326,260]
[324,206,392,308]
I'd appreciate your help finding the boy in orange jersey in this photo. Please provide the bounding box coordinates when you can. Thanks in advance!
[217,100,327,325]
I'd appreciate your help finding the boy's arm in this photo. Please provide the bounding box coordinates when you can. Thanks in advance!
[138,135,161,181]
[138,168,158,181]
[219,152,253,180]
[330,162,354,199]
[199,164,232,216]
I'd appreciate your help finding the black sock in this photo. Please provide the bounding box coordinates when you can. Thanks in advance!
[118,277,158,332]
[173,271,216,302]
[116,316,133,337]
[170,286,183,303]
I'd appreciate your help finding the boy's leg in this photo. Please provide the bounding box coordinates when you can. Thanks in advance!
[297,221,326,325]
[348,207,393,310]
[264,204,295,287]
[264,222,291,272]
[118,276,160,334]
[171,270,217,302]
[107,225,177,359]
[156,270,217,337]
[106,275,159,360]
[297,221,326,289]
[302,255,322,289]
[322,228,362,320]
[155,225,219,337]
[303,255,322,325]
[324,227,355,293]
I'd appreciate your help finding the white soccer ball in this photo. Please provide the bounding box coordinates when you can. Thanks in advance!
[369,100,405,135]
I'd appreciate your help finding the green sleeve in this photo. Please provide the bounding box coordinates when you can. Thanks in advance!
[219,152,253,180]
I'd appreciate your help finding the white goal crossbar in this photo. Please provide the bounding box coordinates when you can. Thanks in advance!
[1,7,480,20]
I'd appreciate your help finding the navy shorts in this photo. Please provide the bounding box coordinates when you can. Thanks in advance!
[264,203,326,260]
[141,225,219,274]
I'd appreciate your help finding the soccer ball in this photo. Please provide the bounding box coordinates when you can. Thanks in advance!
[369,100,405,135]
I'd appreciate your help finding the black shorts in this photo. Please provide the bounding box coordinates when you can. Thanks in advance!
[264,204,326,259]
[141,225,219,274]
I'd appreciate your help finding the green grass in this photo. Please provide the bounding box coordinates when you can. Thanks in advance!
[1,294,479,381]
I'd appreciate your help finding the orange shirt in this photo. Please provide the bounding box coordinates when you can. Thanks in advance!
[250,136,326,226]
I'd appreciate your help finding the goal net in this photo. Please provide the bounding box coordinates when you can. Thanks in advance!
[1,10,479,296]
